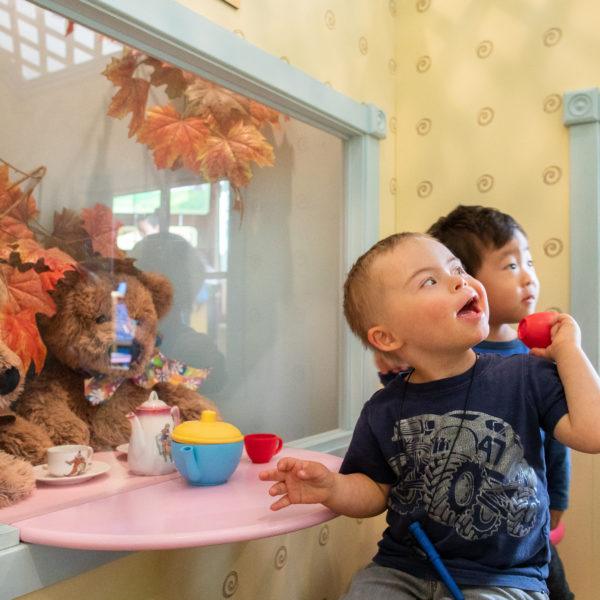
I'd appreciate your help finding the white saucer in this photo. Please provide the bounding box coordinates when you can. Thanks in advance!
[34,461,111,485]
[115,443,129,455]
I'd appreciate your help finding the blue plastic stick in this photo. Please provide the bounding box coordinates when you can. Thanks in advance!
[408,522,464,600]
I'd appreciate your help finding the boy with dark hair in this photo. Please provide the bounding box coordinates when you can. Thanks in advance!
[428,205,572,599]
[260,233,599,599]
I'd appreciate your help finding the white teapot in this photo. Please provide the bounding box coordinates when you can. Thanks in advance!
[127,391,180,476]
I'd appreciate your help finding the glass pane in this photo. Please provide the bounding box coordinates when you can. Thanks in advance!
[0,0,343,442]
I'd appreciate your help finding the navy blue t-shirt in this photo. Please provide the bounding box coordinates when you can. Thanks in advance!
[341,353,568,592]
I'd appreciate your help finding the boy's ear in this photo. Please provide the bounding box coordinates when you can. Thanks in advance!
[367,326,404,353]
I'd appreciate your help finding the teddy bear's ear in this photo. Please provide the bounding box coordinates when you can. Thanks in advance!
[138,272,173,319]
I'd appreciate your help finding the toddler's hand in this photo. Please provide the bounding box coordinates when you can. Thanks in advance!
[529,314,581,362]
[373,351,410,375]
[259,457,335,511]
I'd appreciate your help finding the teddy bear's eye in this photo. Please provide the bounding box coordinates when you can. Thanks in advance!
[95,315,109,325]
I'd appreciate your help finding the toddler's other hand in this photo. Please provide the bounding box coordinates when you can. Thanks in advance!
[259,457,335,511]
[373,351,410,375]
[529,313,581,362]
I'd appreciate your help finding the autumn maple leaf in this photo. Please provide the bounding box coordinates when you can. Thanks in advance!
[137,105,209,171]
[0,307,47,374]
[197,121,275,187]
[249,101,281,126]
[107,78,150,137]
[143,57,191,99]
[81,204,124,258]
[101,49,139,86]
[1,239,76,292]
[185,79,250,127]
[1,265,56,317]
[0,164,39,243]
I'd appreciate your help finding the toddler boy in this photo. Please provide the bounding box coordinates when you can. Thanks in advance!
[428,205,572,599]
[260,233,600,599]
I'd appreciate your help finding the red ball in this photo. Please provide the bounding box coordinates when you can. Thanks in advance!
[518,312,556,349]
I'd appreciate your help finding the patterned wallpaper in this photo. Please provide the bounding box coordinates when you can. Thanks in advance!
[396,3,599,598]
[394,1,582,317]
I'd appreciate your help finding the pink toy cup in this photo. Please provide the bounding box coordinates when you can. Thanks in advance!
[244,433,283,464]
[518,311,557,349]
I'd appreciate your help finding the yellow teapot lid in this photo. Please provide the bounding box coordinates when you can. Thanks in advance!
[171,410,243,444]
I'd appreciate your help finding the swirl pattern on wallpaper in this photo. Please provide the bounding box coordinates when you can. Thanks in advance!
[543,238,564,258]
[477,174,495,193]
[476,40,494,58]
[542,165,562,185]
[416,118,432,135]
[417,180,433,198]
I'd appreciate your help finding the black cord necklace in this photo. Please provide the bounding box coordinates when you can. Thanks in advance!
[395,354,478,518]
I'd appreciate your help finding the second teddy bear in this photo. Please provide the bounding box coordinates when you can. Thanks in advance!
[16,259,216,450]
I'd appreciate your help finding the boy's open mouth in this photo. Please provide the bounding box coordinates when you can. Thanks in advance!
[457,295,481,319]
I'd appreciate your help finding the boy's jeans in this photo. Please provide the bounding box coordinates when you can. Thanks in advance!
[341,563,549,600]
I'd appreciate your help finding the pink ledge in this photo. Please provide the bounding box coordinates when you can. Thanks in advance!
[8,448,342,551]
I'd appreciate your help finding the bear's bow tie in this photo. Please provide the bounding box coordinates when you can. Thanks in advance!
[84,352,210,405]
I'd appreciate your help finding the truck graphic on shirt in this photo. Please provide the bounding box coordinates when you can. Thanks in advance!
[389,411,539,541]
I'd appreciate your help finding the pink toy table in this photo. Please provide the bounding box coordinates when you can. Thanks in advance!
[1,448,341,551]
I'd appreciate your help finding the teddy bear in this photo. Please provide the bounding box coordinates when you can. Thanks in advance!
[0,338,54,507]
[15,258,216,450]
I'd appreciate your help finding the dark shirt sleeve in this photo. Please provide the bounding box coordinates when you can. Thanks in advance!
[340,401,396,484]
[526,355,568,436]
[544,434,571,510]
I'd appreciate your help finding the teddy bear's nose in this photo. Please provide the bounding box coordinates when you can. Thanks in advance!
[0,366,20,395]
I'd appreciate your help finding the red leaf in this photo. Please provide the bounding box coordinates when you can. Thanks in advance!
[81,204,123,258]
[0,308,47,374]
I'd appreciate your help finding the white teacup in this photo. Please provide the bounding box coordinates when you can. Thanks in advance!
[47,444,93,477]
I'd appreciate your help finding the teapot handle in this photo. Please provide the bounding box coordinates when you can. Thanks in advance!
[171,405,181,426]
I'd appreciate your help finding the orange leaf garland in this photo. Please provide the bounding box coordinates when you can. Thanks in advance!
[137,105,209,171]
[198,121,275,187]
[81,204,124,258]
[104,50,282,208]
[0,307,46,374]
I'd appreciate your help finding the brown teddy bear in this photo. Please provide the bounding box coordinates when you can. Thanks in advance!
[15,258,216,450]
[0,338,53,507]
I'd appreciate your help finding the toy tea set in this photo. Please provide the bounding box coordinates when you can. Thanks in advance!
[127,391,282,485]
